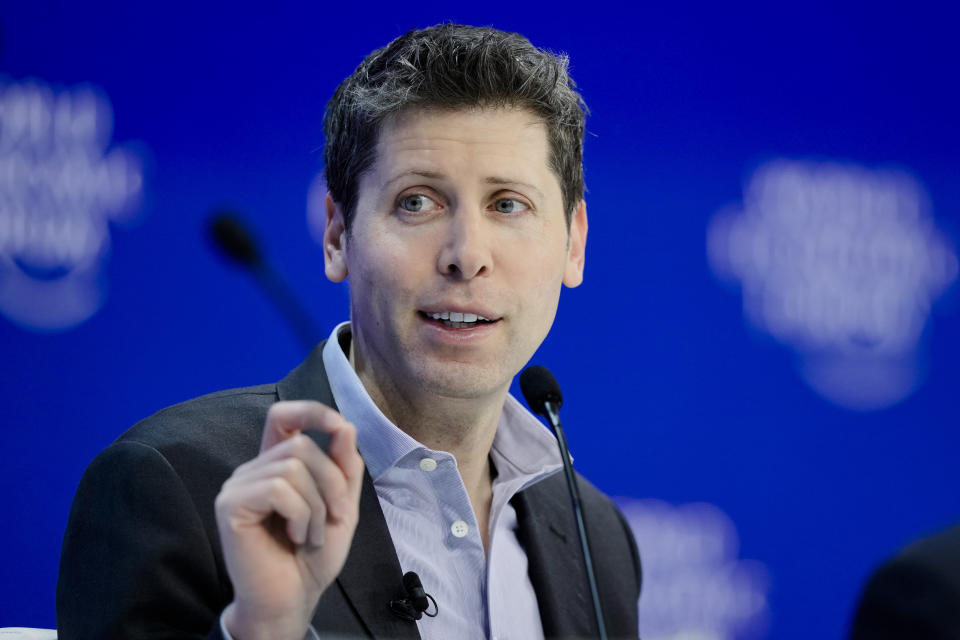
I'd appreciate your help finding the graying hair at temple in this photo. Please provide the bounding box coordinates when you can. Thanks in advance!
[323,23,588,230]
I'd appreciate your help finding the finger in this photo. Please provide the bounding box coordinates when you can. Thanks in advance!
[327,417,365,506]
[261,400,350,452]
[219,476,314,546]
[260,401,362,520]
[234,431,323,476]
[233,433,352,523]
[226,457,329,545]
[286,433,354,522]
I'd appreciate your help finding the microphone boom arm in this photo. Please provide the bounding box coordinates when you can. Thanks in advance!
[541,399,609,640]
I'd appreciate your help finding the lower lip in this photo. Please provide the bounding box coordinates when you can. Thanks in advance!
[418,313,500,344]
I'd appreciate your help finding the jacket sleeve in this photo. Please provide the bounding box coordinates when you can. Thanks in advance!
[57,440,229,639]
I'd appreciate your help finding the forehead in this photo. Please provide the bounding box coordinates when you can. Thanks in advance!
[382,104,546,139]
[365,106,556,187]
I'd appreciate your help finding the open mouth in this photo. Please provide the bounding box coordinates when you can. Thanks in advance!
[419,311,497,329]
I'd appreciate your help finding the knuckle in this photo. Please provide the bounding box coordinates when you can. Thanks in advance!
[267,400,290,417]
[289,433,311,455]
[281,457,305,479]
[219,475,239,495]
[280,457,299,473]
[305,400,333,417]
[214,490,235,514]
[268,477,288,496]
[264,403,283,424]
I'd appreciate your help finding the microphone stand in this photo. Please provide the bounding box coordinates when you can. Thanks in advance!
[541,399,608,640]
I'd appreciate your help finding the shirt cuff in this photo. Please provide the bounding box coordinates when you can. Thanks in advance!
[219,612,321,640]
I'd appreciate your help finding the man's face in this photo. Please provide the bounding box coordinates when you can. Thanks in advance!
[324,106,587,404]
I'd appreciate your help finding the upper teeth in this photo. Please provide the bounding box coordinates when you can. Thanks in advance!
[429,312,489,322]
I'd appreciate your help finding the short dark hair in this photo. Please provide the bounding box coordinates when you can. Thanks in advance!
[323,24,587,230]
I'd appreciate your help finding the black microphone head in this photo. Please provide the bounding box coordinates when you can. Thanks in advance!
[208,212,261,268]
[520,365,563,415]
[402,571,429,611]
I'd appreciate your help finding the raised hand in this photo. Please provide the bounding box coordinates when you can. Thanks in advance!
[215,401,364,640]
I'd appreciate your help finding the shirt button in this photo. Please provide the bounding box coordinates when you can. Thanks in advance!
[451,520,469,537]
[419,458,437,472]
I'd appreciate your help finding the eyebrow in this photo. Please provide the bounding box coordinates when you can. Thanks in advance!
[381,170,444,190]
[382,170,545,200]
[484,176,545,201]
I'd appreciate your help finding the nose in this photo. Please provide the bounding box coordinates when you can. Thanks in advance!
[437,208,491,279]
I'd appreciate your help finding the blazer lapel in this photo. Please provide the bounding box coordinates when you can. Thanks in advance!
[278,341,420,639]
[277,341,338,407]
[329,471,420,638]
[514,475,595,639]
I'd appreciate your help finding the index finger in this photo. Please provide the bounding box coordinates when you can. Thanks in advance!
[260,400,350,453]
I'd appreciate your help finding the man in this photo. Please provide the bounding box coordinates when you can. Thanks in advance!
[58,24,642,639]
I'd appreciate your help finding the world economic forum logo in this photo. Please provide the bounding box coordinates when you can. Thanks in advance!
[707,160,957,410]
[619,498,769,640]
[0,76,143,332]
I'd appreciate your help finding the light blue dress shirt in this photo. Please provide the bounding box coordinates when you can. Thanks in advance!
[323,322,562,640]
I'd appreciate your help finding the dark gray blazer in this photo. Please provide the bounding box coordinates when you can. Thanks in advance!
[57,343,642,639]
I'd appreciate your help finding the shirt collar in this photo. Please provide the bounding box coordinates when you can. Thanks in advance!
[321,322,561,486]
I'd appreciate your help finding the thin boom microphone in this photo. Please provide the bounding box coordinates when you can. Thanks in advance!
[209,214,261,267]
[520,365,608,640]
[519,365,563,414]
[207,211,319,353]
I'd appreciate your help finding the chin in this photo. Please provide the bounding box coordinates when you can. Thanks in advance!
[413,360,515,401]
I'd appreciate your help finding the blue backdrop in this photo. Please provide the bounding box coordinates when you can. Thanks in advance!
[2,2,959,639]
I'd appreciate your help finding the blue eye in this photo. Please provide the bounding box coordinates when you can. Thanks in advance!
[399,194,439,213]
[493,198,529,214]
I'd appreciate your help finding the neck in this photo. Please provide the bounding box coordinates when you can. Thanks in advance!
[349,337,501,544]
[358,365,505,485]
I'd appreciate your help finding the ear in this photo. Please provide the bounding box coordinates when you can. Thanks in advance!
[323,192,348,282]
[562,199,588,288]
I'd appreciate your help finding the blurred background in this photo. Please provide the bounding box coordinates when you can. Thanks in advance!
[1,2,958,638]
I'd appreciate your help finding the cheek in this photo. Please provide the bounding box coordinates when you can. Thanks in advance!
[506,237,567,326]
[350,243,423,310]
[508,235,570,290]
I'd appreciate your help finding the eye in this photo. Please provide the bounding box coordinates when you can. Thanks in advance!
[398,193,441,214]
[492,198,530,214]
